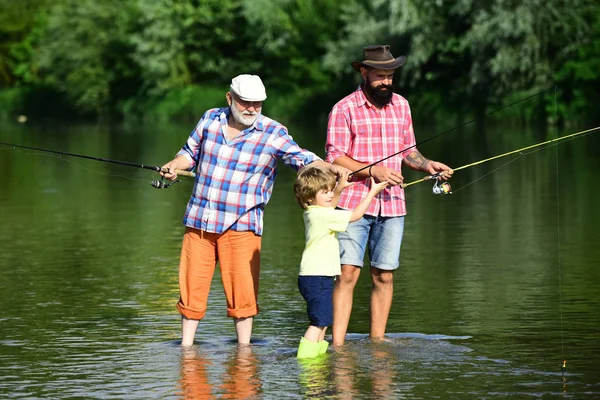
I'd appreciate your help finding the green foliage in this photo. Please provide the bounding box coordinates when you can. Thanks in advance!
[0,0,599,124]
[0,0,47,87]
[0,88,25,118]
[132,0,261,97]
[132,84,311,125]
[243,0,348,94]
[323,0,597,123]
[11,10,47,86]
[0,84,79,121]
[134,84,227,123]
[35,0,140,115]
[321,1,387,77]
[555,12,600,121]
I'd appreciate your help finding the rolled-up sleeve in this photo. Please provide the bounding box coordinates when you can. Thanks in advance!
[325,105,350,163]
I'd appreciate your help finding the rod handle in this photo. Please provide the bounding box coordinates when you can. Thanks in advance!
[160,168,196,178]
[401,169,453,188]
[175,169,196,178]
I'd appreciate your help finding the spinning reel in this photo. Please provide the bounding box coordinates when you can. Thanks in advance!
[150,177,181,189]
[432,178,452,195]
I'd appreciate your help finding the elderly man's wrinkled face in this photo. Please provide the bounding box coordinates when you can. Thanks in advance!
[362,68,395,108]
[227,92,262,127]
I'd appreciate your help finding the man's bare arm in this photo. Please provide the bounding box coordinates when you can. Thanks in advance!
[403,150,453,179]
[403,150,431,172]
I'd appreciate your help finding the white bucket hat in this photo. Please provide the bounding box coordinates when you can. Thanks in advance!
[230,74,267,102]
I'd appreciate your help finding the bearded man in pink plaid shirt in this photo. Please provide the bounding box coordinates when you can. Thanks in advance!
[161,74,349,346]
[326,45,453,346]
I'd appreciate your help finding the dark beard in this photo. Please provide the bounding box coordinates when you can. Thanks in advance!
[363,79,394,108]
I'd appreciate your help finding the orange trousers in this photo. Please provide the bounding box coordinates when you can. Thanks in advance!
[176,228,261,320]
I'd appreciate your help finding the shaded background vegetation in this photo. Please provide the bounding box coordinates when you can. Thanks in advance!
[1,0,598,126]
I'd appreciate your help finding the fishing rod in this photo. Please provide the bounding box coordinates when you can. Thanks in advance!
[0,141,196,189]
[349,88,555,178]
[402,125,600,194]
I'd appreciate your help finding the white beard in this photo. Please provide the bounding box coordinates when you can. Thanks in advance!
[230,100,259,126]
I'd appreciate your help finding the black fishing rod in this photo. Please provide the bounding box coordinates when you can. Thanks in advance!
[0,141,196,188]
[349,88,555,177]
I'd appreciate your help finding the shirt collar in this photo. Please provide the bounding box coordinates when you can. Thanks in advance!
[306,205,330,210]
[355,85,396,109]
[221,107,264,132]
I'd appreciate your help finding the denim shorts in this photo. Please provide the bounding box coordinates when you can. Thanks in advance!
[338,214,405,270]
[298,275,334,327]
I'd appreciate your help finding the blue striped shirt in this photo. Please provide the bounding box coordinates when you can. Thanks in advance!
[177,107,319,235]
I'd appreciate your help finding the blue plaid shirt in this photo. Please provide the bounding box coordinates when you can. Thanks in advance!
[177,107,319,235]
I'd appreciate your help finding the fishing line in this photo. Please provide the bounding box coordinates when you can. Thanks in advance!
[0,145,149,185]
[0,141,195,188]
[350,87,555,177]
[450,155,523,194]
[553,88,566,382]
[448,130,595,194]
[402,125,600,192]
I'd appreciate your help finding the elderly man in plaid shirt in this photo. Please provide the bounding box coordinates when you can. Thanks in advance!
[162,74,349,346]
[326,45,453,346]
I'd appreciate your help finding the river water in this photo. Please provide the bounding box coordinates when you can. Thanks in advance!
[0,119,599,398]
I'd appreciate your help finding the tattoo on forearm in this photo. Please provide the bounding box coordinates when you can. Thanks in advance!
[404,151,431,171]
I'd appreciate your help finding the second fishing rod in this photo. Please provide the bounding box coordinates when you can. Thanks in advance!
[402,125,600,193]
[347,88,555,180]
[350,88,556,194]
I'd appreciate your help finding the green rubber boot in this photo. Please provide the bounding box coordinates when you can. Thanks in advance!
[297,337,321,359]
[318,340,329,355]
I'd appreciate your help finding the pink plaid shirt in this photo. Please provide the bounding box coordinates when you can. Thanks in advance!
[325,86,417,217]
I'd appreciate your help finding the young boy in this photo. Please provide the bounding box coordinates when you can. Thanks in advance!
[293,167,388,358]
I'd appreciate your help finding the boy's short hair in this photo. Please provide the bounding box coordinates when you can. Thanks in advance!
[293,167,337,209]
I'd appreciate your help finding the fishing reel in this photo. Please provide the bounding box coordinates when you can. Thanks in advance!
[151,177,180,189]
[432,179,452,195]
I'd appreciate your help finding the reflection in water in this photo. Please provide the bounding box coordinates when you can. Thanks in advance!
[331,347,358,399]
[178,348,214,399]
[298,354,335,398]
[178,345,262,399]
[370,344,395,399]
[220,344,261,399]
[330,339,413,399]
[1,123,599,398]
